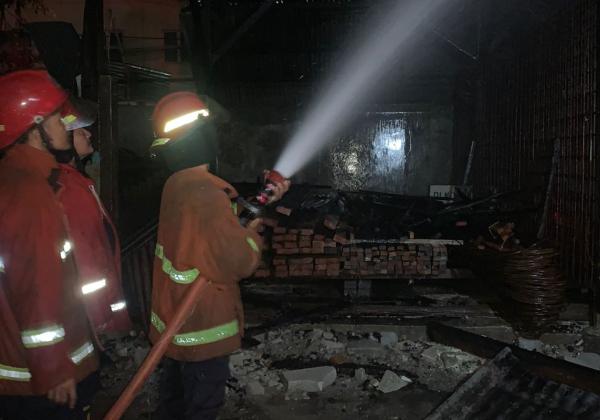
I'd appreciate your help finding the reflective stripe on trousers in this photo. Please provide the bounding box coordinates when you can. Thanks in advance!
[151,312,239,346]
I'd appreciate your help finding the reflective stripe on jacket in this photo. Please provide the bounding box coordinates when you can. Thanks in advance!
[149,166,262,362]
[0,145,98,395]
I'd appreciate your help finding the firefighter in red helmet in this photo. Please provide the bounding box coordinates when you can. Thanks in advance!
[0,70,99,419]
[59,96,132,336]
[149,92,290,420]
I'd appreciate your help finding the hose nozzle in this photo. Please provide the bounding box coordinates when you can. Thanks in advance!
[237,170,286,226]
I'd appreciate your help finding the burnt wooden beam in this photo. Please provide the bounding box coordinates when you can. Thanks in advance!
[427,322,600,395]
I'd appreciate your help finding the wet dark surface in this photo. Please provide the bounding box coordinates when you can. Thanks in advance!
[218,110,452,197]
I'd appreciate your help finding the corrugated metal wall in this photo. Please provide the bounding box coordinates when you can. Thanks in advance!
[473,0,599,289]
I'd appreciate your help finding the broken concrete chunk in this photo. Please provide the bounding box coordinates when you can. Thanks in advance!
[133,347,149,366]
[283,366,337,393]
[564,352,600,371]
[380,331,399,347]
[347,339,383,355]
[268,378,281,388]
[369,378,380,388]
[310,329,324,340]
[377,370,411,393]
[440,352,459,369]
[421,345,443,364]
[354,368,368,382]
[517,337,544,352]
[116,346,128,358]
[246,381,265,396]
[229,352,249,367]
[322,339,345,351]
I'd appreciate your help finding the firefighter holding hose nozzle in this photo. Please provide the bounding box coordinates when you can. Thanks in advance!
[148,92,290,419]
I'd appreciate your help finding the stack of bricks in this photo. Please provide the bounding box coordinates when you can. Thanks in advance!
[271,227,337,256]
[250,215,449,278]
[254,242,449,279]
[339,243,448,277]
[270,255,342,278]
[268,226,340,277]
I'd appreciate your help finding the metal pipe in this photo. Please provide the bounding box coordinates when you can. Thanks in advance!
[104,277,209,419]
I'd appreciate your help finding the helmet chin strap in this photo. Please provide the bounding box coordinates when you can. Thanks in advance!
[37,124,76,164]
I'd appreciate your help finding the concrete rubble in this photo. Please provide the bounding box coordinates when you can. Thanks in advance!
[354,368,368,382]
[283,366,337,392]
[377,370,412,393]
[563,352,600,371]
[511,322,600,370]
[347,339,384,355]
[88,293,600,418]
[380,331,399,347]
[94,331,162,418]
[517,337,544,352]
[93,302,600,419]
[246,381,266,396]
[133,346,149,366]
[223,325,485,404]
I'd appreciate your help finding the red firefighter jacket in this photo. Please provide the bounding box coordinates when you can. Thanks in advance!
[57,163,131,334]
[0,145,98,395]
[149,166,262,362]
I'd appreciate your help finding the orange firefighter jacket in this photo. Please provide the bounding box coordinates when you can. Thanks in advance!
[149,165,262,362]
[0,145,99,395]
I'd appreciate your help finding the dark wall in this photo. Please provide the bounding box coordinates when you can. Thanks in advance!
[466,0,599,288]
[218,106,453,196]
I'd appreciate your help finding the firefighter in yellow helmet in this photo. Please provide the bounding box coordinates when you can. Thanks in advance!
[149,91,289,419]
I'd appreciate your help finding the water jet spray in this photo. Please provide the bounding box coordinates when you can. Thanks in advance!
[274,0,444,179]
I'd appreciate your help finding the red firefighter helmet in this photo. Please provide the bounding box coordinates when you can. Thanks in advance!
[0,70,68,149]
[151,91,210,148]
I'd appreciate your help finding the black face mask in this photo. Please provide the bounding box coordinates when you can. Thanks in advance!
[37,125,76,164]
[162,121,218,173]
[49,147,76,164]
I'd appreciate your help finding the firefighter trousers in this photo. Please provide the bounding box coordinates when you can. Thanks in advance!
[156,356,230,420]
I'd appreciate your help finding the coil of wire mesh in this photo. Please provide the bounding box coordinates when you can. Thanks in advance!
[468,242,565,336]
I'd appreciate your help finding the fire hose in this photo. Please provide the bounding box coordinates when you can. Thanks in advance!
[104,276,209,419]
